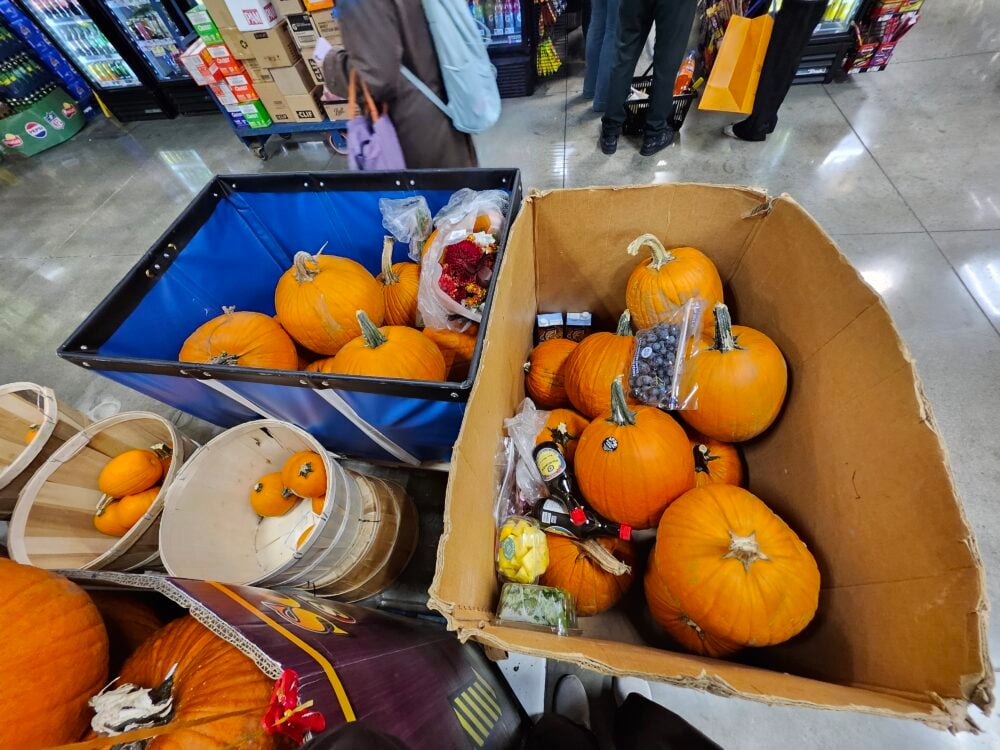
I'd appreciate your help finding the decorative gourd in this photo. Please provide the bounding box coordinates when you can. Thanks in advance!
[680,303,788,442]
[524,338,577,409]
[274,248,385,355]
[24,424,39,444]
[535,407,589,463]
[540,535,635,616]
[689,431,743,488]
[0,559,108,749]
[423,326,478,381]
[644,558,740,658]
[98,449,162,497]
[93,501,128,537]
[89,591,166,675]
[377,236,420,326]
[281,452,327,499]
[112,616,281,749]
[250,472,299,517]
[179,307,298,370]
[563,311,637,418]
[625,234,724,331]
[654,485,820,646]
[116,486,160,529]
[328,311,446,381]
[574,377,694,529]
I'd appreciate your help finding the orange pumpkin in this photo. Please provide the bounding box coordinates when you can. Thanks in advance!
[98,448,162,497]
[93,500,129,537]
[89,591,166,675]
[311,494,326,514]
[689,431,743,488]
[113,616,281,749]
[654,484,820,646]
[644,557,740,658]
[540,534,635,616]
[0,559,108,749]
[625,234,724,332]
[575,377,694,529]
[179,307,297,370]
[281,451,327,499]
[680,303,787,442]
[378,236,420,326]
[423,326,478,381]
[524,338,577,409]
[250,472,299,516]
[325,311,446,381]
[563,311,637,418]
[24,424,39,444]
[151,443,173,476]
[296,525,315,549]
[535,407,589,463]
[274,249,384,356]
[116,486,160,529]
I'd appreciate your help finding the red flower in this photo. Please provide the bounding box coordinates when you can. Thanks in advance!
[442,240,484,278]
[263,668,326,744]
[438,273,466,302]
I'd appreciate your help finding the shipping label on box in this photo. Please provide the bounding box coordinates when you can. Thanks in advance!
[270,59,312,97]
[273,0,305,14]
[201,0,236,27]
[244,21,300,68]
[310,10,340,43]
[225,73,258,102]
[209,80,239,106]
[218,25,255,59]
[224,0,281,31]
[253,80,293,122]
[200,42,246,77]
[186,7,224,44]
[245,57,274,82]
[239,98,273,127]
[286,12,318,48]
[284,85,323,122]
[322,99,348,120]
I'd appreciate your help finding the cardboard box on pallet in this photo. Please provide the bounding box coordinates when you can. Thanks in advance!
[180,40,222,85]
[310,9,340,43]
[286,12,319,48]
[302,0,331,10]
[301,51,324,85]
[271,58,313,97]
[243,21,300,68]
[224,0,280,31]
[322,99,348,120]
[253,80,293,122]
[428,184,992,730]
[245,57,274,82]
[218,25,255,59]
[283,84,324,122]
[273,0,305,16]
[201,0,236,27]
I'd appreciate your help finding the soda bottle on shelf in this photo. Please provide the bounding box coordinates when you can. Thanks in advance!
[512,0,521,34]
[503,0,515,38]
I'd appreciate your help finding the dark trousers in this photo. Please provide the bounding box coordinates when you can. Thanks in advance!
[733,0,830,140]
[525,694,723,750]
[601,0,698,135]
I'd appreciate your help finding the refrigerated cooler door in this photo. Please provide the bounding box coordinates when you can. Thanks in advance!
[813,0,864,34]
[469,0,524,47]
[19,0,140,90]
[100,0,186,81]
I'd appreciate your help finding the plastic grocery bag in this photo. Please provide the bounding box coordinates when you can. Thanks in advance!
[629,298,704,410]
[433,188,509,235]
[379,196,432,261]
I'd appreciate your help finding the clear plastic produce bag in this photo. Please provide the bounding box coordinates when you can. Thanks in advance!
[379,196,432,261]
[629,298,705,409]
[432,188,509,236]
[501,398,550,511]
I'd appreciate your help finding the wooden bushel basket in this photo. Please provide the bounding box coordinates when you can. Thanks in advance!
[8,411,196,571]
[0,382,89,518]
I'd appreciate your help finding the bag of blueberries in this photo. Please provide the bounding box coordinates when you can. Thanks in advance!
[629,298,704,409]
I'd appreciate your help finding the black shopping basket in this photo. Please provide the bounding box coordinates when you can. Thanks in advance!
[623,64,698,136]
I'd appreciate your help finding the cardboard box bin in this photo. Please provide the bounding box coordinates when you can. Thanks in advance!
[283,84,323,122]
[224,0,280,31]
[243,20,299,68]
[428,184,992,731]
[271,58,312,96]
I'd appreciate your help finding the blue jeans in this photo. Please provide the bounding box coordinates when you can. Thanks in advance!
[582,0,620,111]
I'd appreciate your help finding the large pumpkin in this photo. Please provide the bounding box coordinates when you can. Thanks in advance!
[540,534,636,616]
[113,615,280,749]
[655,484,820,646]
[689,430,743,488]
[0,559,108,749]
[423,326,478,381]
[524,338,577,409]
[378,236,420,326]
[180,307,297,370]
[325,311,446,381]
[625,234,724,331]
[563,311,637,418]
[274,249,384,355]
[680,303,787,442]
[574,378,694,529]
[90,591,166,675]
[644,557,740,658]
[535,407,589,463]
[98,448,163,497]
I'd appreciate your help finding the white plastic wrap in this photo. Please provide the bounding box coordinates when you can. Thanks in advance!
[379,196,432,261]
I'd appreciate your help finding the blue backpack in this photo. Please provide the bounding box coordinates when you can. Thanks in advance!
[401,0,501,134]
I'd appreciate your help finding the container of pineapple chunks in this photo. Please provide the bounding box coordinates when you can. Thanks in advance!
[496,515,549,584]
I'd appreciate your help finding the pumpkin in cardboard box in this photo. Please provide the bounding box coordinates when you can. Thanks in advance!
[540,534,636,616]
[563,311,637,419]
[524,338,577,409]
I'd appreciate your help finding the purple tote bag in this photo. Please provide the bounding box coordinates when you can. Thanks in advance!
[347,70,407,171]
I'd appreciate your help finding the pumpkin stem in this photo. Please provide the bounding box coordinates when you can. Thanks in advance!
[292,244,329,283]
[693,444,718,475]
[380,236,400,285]
[356,310,388,349]
[615,310,632,336]
[210,352,240,366]
[627,233,675,271]
[150,442,172,459]
[95,493,114,516]
[723,530,770,573]
[607,376,637,427]
[711,303,740,353]
[221,305,236,316]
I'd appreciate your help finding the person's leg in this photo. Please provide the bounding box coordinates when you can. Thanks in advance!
[640,0,698,154]
[613,693,724,750]
[730,0,829,140]
[600,0,655,144]
[525,674,600,750]
[583,0,608,98]
[592,0,620,111]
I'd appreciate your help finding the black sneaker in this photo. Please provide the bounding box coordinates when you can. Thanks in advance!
[599,130,619,155]
[640,129,675,156]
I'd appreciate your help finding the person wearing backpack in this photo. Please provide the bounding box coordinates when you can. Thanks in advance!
[322,0,485,168]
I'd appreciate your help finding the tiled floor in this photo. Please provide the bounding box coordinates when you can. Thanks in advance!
[1,0,999,745]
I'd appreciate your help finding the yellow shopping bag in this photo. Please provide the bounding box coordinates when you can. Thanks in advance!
[699,12,774,114]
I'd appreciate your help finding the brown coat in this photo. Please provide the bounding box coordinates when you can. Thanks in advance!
[322,0,478,169]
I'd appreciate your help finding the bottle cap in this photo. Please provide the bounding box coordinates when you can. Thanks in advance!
[619,525,632,541]
[569,507,586,525]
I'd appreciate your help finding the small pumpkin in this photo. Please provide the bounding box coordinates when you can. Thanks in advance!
[274,248,385,355]
[179,306,298,370]
[282,451,327,499]
[151,443,173,476]
[654,484,820,646]
[311,494,326,514]
[680,303,788,442]
[93,501,129,537]
[0,559,109,750]
[524,338,577,409]
[116,486,160,529]
[689,430,743,488]
[24,424,39,444]
[644,557,740,658]
[326,311,446,381]
[535,407,589,463]
[98,449,162,497]
[423,326,478,381]
[625,234,724,331]
[575,377,694,529]
[251,471,300,516]
[378,236,421,326]
[296,525,315,549]
[540,534,636,616]
[563,311,637,418]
